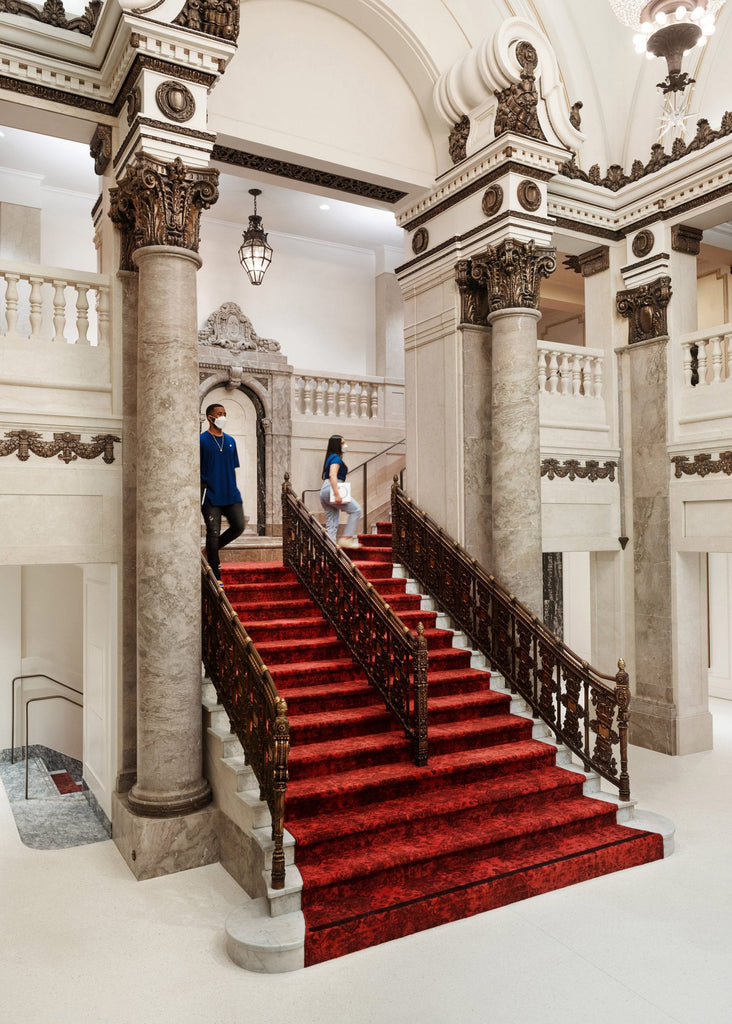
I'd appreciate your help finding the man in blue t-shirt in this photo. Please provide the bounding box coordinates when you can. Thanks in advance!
[200,403,244,584]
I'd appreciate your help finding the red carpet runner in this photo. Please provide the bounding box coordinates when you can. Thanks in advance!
[221,524,663,966]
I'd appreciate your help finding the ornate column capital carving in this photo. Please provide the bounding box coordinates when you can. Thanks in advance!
[458,239,556,322]
[109,155,218,270]
[616,276,672,345]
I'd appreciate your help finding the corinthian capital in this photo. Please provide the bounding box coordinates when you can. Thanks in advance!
[109,156,219,269]
[465,239,556,317]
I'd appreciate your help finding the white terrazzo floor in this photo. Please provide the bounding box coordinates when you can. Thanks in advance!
[2,700,732,1024]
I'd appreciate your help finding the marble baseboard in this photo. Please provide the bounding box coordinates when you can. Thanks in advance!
[112,792,219,881]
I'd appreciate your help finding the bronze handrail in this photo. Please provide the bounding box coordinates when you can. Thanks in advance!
[391,482,631,800]
[201,557,290,889]
[282,474,428,765]
[11,674,83,764]
[24,693,83,799]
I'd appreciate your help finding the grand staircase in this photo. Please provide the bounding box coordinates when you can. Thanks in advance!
[216,523,664,967]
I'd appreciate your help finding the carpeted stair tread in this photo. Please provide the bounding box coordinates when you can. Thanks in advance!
[245,617,334,642]
[275,677,382,713]
[288,729,410,778]
[235,599,323,622]
[289,703,399,743]
[267,657,365,686]
[253,635,349,665]
[288,763,587,851]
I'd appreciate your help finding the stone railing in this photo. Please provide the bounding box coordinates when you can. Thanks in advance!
[680,325,732,388]
[0,258,110,347]
[674,324,732,446]
[292,372,396,421]
[538,341,604,398]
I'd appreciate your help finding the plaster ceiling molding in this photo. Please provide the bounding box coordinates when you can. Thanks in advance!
[433,17,585,168]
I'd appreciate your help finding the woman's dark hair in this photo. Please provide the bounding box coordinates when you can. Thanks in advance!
[322,435,347,478]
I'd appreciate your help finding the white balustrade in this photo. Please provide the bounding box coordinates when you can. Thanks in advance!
[537,341,604,399]
[292,373,397,421]
[0,258,110,347]
[679,326,732,388]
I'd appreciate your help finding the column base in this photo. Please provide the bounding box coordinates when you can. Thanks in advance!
[112,792,219,880]
[127,777,212,817]
[630,697,713,755]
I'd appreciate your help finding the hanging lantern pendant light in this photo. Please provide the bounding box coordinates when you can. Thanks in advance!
[238,188,273,285]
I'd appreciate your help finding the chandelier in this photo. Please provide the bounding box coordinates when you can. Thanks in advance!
[608,1,726,91]
[238,188,273,286]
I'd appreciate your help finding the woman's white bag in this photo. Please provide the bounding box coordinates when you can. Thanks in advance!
[329,482,351,502]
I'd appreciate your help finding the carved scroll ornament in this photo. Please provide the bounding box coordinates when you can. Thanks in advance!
[89,124,112,176]
[109,156,219,270]
[616,276,672,345]
[0,0,101,35]
[198,302,281,353]
[0,430,119,464]
[174,0,240,41]
[449,115,470,165]
[494,41,547,142]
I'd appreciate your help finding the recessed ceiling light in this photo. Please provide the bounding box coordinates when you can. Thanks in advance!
[0,130,5,138]
[319,203,331,211]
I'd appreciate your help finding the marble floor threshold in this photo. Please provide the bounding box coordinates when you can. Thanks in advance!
[0,746,110,850]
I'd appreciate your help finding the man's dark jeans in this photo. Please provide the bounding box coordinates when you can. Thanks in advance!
[202,502,245,579]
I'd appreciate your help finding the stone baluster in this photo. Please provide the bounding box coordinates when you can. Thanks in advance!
[537,347,548,392]
[370,384,379,419]
[571,352,582,396]
[303,377,314,416]
[4,273,20,339]
[559,352,571,395]
[725,332,732,381]
[326,379,336,416]
[76,284,90,345]
[681,341,694,388]
[348,383,358,418]
[581,354,592,397]
[29,276,44,341]
[52,279,67,344]
[696,337,708,385]
[710,335,723,384]
[314,378,325,415]
[547,349,559,393]
[336,382,347,417]
[359,383,369,418]
[592,355,603,398]
[96,284,110,348]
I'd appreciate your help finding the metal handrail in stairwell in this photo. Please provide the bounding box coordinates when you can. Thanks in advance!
[201,557,290,890]
[282,474,429,765]
[24,693,83,799]
[391,481,632,801]
[301,437,406,534]
[10,674,83,765]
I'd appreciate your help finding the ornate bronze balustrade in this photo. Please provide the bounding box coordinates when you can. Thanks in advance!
[201,558,289,889]
[391,483,631,800]
[282,476,428,765]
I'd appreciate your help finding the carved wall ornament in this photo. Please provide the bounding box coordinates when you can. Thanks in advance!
[517,179,542,212]
[0,0,101,35]
[108,156,219,267]
[198,302,281,353]
[448,115,470,165]
[616,276,672,346]
[173,0,240,41]
[632,229,655,258]
[569,100,583,130]
[155,80,196,123]
[89,124,112,176]
[671,224,703,256]
[671,451,732,478]
[411,227,429,255]
[541,459,617,482]
[0,430,119,464]
[481,185,503,218]
[468,238,556,315]
[564,246,610,277]
[126,87,142,126]
[559,112,732,191]
[211,145,406,205]
[494,41,547,143]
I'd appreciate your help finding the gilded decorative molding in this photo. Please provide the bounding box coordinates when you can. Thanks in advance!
[494,41,547,143]
[155,81,196,123]
[563,246,610,277]
[448,115,470,165]
[481,185,503,217]
[126,88,142,127]
[671,224,703,256]
[89,124,112,176]
[0,0,101,35]
[671,451,732,478]
[559,113,732,191]
[198,302,281,353]
[173,0,240,41]
[541,459,617,482]
[211,146,406,204]
[517,179,541,212]
[0,430,120,464]
[632,229,654,258]
[411,227,429,255]
[109,156,219,269]
[460,239,556,320]
[616,276,672,345]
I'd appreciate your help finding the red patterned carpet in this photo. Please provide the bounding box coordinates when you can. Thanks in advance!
[222,524,663,967]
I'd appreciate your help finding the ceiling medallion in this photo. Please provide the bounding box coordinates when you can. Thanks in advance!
[481,185,503,218]
[517,180,542,212]
[412,227,429,254]
[156,81,196,123]
[632,229,655,257]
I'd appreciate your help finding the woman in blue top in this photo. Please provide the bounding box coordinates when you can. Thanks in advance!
[319,434,362,548]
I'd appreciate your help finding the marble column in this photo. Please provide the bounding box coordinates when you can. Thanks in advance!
[488,306,543,615]
[461,325,492,570]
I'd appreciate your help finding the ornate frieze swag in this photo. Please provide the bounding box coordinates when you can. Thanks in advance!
[671,451,732,478]
[541,458,617,483]
[0,429,120,464]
